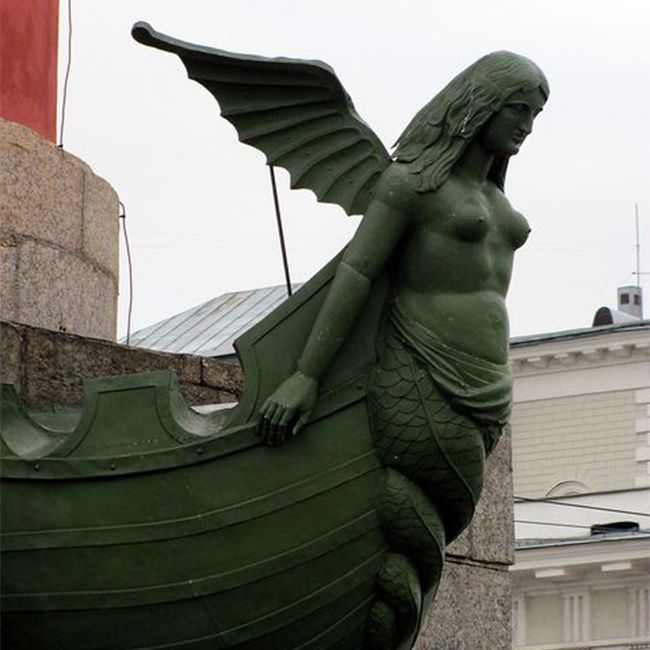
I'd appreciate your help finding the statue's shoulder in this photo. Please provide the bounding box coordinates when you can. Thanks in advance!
[374,162,419,210]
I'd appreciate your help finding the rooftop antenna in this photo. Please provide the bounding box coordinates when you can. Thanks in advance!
[635,203,641,289]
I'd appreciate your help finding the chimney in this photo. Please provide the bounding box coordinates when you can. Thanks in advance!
[617,285,643,319]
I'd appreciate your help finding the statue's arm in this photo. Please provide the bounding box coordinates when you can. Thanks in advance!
[259,166,414,445]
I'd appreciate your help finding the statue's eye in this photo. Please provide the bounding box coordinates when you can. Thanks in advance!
[509,103,528,113]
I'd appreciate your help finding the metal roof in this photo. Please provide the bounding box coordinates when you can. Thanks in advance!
[509,319,649,348]
[125,285,299,357]
[126,285,648,358]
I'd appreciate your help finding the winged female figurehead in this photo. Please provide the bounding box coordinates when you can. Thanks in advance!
[0,23,548,650]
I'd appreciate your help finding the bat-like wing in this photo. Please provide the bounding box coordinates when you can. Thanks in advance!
[132,22,391,216]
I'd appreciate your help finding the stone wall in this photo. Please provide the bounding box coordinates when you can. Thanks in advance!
[0,319,512,649]
[0,119,119,340]
[0,320,242,407]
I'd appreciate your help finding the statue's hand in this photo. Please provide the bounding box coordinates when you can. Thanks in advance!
[257,371,318,446]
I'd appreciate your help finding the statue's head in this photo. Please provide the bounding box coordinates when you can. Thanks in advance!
[393,51,549,192]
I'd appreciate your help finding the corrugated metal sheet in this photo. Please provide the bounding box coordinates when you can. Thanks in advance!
[509,319,649,348]
[125,285,300,357]
[128,288,649,358]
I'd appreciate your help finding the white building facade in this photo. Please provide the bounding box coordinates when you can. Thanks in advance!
[509,320,650,649]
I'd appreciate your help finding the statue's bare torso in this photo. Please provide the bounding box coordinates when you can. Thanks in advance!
[392,169,531,363]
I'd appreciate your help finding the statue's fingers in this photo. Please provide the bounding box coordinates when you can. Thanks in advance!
[255,408,266,437]
[267,405,286,446]
[259,402,278,442]
[278,408,297,443]
[271,405,284,426]
[260,395,272,414]
[293,410,311,436]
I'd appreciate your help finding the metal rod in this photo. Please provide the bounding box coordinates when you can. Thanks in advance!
[635,203,640,289]
[269,166,292,296]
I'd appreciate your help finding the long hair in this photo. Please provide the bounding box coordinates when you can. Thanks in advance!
[393,51,549,192]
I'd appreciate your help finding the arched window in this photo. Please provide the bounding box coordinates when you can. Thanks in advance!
[545,480,590,498]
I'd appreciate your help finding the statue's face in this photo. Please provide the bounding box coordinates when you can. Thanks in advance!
[479,87,546,156]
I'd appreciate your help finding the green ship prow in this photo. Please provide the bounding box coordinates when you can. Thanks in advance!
[1,256,392,650]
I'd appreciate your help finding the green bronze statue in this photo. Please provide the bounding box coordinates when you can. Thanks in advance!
[251,47,547,647]
[0,24,548,650]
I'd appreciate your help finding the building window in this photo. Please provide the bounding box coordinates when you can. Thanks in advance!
[546,480,590,498]
[620,293,630,304]
[564,591,589,642]
[630,587,650,637]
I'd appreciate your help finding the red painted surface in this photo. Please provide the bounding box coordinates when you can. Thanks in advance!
[0,0,59,142]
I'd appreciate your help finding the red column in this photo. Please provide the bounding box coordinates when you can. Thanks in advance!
[0,0,59,142]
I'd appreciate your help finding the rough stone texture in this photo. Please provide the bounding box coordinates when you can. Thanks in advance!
[0,320,22,388]
[415,560,512,649]
[15,239,118,338]
[0,118,118,339]
[0,231,19,320]
[202,356,245,395]
[0,321,242,408]
[0,121,84,250]
[82,169,119,277]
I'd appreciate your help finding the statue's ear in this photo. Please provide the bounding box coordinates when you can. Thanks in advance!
[132,22,391,216]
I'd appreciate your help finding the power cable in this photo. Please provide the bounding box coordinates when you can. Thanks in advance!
[58,0,73,148]
[119,202,134,345]
[515,520,598,531]
[515,520,649,532]
[514,495,650,519]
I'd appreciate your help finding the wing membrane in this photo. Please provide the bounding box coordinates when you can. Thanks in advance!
[132,22,391,216]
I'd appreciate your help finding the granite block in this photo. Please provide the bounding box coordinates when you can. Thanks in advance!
[181,384,237,406]
[178,355,203,385]
[2,322,235,408]
[82,167,119,278]
[0,119,84,251]
[415,560,511,649]
[0,231,18,321]
[0,321,22,388]
[15,239,117,340]
[202,357,244,396]
[0,119,119,340]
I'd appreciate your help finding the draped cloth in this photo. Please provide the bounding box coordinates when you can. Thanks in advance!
[389,301,513,428]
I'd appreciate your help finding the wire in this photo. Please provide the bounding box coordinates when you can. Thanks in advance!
[514,495,650,518]
[58,0,73,148]
[515,520,648,533]
[514,520,596,531]
[119,202,134,345]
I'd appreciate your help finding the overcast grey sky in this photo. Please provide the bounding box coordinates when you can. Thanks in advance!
[57,0,649,339]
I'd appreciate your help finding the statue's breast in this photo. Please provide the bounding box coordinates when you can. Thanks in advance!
[502,209,531,249]
[449,209,491,242]
[433,194,492,243]
[417,182,492,244]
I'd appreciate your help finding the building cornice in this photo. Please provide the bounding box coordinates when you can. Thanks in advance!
[510,326,650,376]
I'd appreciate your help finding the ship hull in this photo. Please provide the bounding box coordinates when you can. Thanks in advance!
[2,394,385,650]
[2,254,390,649]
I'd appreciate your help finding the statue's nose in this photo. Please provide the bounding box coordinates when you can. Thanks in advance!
[521,113,534,134]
